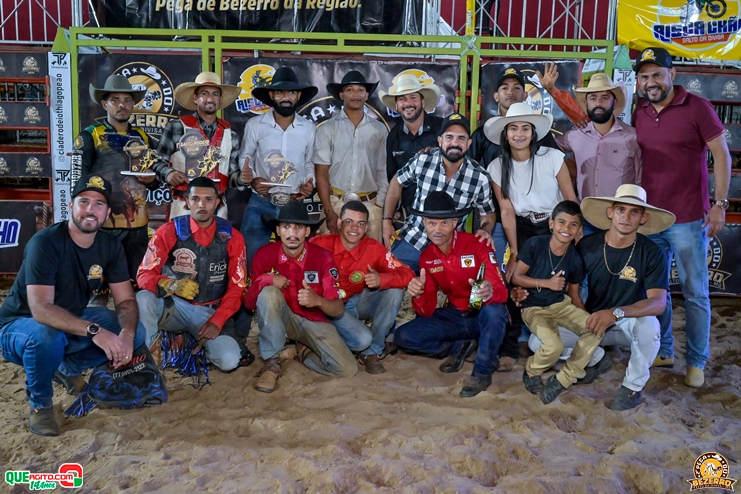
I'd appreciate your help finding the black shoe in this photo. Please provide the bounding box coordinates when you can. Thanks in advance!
[460,374,492,397]
[523,370,544,395]
[439,340,477,373]
[238,347,255,367]
[576,353,612,385]
[609,386,643,411]
[29,407,59,437]
[53,371,87,396]
[539,374,567,404]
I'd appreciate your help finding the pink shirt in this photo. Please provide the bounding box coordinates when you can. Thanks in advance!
[557,118,642,200]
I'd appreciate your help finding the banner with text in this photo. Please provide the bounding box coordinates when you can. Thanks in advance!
[49,52,74,223]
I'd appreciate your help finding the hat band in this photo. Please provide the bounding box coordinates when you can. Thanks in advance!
[616,195,645,203]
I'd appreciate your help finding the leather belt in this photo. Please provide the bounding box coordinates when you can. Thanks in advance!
[525,212,550,224]
[262,192,302,206]
[331,187,377,203]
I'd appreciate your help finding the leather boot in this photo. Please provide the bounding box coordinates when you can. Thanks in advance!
[29,407,59,436]
[255,357,281,393]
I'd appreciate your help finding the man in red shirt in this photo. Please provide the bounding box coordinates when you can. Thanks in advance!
[311,201,414,374]
[395,191,509,397]
[244,200,357,393]
[136,177,248,372]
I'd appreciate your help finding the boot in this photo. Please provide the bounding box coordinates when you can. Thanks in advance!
[358,353,386,374]
[460,374,492,397]
[29,407,59,436]
[53,371,87,396]
[439,340,477,373]
[255,357,281,393]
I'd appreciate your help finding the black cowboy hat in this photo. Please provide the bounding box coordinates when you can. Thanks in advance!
[409,190,472,219]
[326,70,379,101]
[252,67,319,110]
[261,199,325,232]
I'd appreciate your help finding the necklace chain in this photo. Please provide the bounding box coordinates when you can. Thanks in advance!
[603,239,637,276]
[548,247,566,275]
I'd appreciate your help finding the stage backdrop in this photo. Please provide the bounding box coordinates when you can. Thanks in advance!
[90,0,423,34]
[670,226,741,295]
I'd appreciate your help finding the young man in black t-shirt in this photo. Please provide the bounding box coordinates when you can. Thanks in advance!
[513,201,606,404]
[516,185,675,411]
[0,175,146,436]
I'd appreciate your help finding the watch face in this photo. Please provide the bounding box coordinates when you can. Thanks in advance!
[87,323,101,335]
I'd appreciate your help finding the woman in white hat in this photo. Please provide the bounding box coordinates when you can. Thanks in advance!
[484,102,576,281]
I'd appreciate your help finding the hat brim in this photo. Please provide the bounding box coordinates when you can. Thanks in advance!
[252,85,318,110]
[379,84,441,113]
[407,206,472,219]
[89,84,146,105]
[483,113,553,145]
[574,86,626,117]
[327,81,379,102]
[580,196,676,235]
[174,82,242,111]
[260,212,325,233]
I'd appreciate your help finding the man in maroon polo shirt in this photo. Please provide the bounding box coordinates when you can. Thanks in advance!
[632,47,732,388]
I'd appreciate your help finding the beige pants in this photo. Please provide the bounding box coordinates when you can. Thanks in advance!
[523,296,602,388]
[320,194,384,242]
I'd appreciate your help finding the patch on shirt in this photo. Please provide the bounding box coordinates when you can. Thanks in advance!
[460,255,475,268]
[429,266,444,274]
[619,266,638,283]
[337,288,346,299]
[350,271,364,283]
[329,267,339,280]
[172,248,197,275]
[304,270,319,284]
[432,259,442,265]
[209,260,227,284]
[489,252,497,265]
[88,264,103,280]
[386,252,404,269]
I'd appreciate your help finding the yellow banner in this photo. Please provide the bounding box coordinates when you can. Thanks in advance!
[617,0,741,60]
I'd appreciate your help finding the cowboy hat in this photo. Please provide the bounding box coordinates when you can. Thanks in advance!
[89,74,146,104]
[409,190,472,219]
[379,73,441,112]
[580,184,676,235]
[261,199,324,233]
[327,70,379,101]
[483,102,553,145]
[174,72,241,111]
[574,73,626,117]
[251,67,318,110]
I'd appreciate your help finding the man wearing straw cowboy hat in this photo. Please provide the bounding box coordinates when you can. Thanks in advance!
[238,66,319,269]
[380,73,443,220]
[516,184,675,410]
[314,70,388,242]
[152,72,243,220]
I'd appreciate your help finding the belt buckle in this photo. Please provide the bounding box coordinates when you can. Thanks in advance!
[342,192,361,204]
[270,192,290,206]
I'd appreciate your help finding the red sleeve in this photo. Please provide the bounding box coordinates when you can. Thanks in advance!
[320,251,342,301]
[552,87,588,125]
[243,245,274,311]
[207,229,247,330]
[411,251,440,317]
[479,243,508,304]
[373,244,415,290]
[136,223,178,293]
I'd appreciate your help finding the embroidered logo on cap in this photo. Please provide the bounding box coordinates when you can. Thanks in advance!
[87,176,106,190]
[641,49,656,62]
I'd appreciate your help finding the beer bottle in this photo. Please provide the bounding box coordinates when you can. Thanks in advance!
[468,263,486,310]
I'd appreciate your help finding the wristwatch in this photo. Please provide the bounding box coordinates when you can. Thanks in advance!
[612,307,625,322]
[713,199,729,211]
[86,322,101,338]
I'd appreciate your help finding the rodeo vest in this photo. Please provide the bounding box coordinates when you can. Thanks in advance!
[161,216,232,304]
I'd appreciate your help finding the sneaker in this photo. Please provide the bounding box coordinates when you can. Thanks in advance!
[358,354,386,374]
[460,374,492,397]
[29,407,59,437]
[496,356,515,373]
[575,353,612,385]
[539,374,567,405]
[609,386,642,411]
[53,371,87,396]
[684,367,704,388]
[439,340,477,373]
[651,355,674,368]
[523,370,544,395]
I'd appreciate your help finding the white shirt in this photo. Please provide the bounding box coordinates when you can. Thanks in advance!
[488,147,565,216]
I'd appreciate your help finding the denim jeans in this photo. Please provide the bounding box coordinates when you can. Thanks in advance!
[240,193,283,271]
[649,220,710,369]
[0,307,146,410]
[395,304,508,377]
[329,288,405,356]
[390,237,422,274]
[493,222,507,268]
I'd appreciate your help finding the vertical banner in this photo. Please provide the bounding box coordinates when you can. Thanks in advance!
[48,52,73,223]
[612,69,636,125]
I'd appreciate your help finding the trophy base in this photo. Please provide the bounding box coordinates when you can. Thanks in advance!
[121,171,157,177]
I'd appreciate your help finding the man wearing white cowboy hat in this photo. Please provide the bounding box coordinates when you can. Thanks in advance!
[380,73,443,220]
[238,66,319,269]
[314,70,388,243]
[515,184,675,411]
[152,71,243,220]
[75,74,159,282]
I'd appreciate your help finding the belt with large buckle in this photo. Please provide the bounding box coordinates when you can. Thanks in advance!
[526,212,550,223]
[331,187,377,204]
[266,192,291,206]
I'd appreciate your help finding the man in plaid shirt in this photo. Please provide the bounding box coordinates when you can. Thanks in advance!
[382,113,496,273]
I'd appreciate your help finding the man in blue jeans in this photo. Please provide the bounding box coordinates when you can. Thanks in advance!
[0,175,146,436]
[395,191,509,397]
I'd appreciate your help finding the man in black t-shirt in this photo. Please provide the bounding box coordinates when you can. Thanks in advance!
[0,175,146,436]
[515,184,675,411]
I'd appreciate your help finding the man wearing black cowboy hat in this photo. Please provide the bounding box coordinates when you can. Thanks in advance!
[244,200,357,393]
[74,74,160,282]
[395,191,509,398]
[314,69,388,243]
[238,67,319,270]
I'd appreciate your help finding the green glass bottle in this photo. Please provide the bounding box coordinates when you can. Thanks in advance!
[468,263,486,310]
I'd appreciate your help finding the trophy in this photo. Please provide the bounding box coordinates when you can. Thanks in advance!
[121,136,158,176]
[177,128,222,182]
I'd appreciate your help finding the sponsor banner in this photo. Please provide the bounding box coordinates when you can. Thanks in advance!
[90,0,422,35]
[479,61,581,136]
[675,72,741,102]
[0,202,48,273]
[617,0,741,60]
[49,52,74,222]
[0,154,52,178]
[0,52,47,78]
[670,225,741,295]
[0,102,49,127]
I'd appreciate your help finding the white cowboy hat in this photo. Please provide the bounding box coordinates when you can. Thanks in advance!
[174,72,241,111]
[581,184,676,235]
[483,102,553,145]
[379,73,441,112]
[574,73,626,117]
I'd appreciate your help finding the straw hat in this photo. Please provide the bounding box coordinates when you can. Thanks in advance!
[89,74,146,104]
[379,73,441,112]
[581,184,676,235]
[174,72,241,111]
[483,102,553,145]
[574,73,626,116]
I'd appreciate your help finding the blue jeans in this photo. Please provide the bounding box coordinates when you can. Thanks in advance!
[329,288,405,355]
[0,307,146,410]
[493,222,507,268]
[649,220,710,368]
[395,304,508,377]
[240,193,282,271]
[391,238,422,274]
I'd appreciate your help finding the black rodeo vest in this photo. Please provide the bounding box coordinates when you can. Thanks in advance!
[161,216,232,304]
